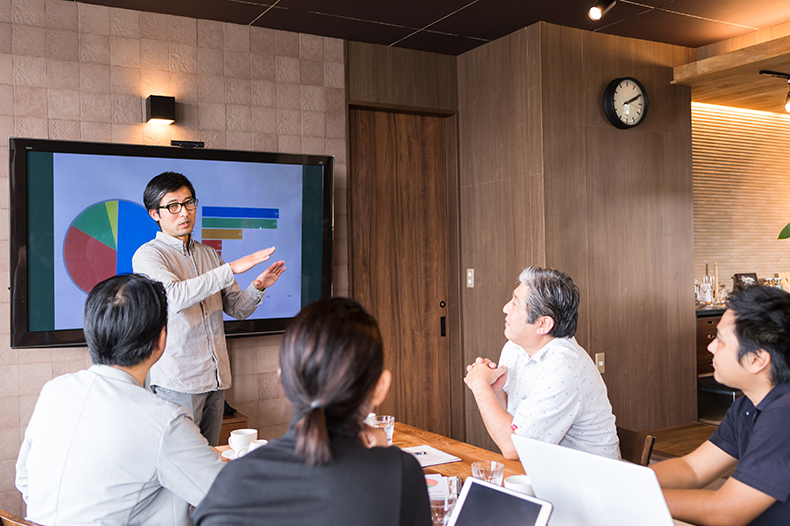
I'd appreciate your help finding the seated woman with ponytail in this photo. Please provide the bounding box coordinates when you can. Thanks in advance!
[192,298,431,526]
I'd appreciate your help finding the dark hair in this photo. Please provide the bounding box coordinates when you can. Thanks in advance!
[279,298,384,466]
[727,285,790,385]
[518,266,580,338]
[83,274,168,367]
[143,171,196,219]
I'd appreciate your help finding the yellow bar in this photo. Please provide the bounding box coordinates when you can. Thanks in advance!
[202,229,243,240]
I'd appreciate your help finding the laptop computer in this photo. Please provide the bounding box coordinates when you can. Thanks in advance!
[512,434,674,526]
[448,476,553,526]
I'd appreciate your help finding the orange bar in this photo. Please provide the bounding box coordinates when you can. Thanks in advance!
[202,229,243,240]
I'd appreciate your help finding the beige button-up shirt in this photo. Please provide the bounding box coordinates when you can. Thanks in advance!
[132,231,264,393]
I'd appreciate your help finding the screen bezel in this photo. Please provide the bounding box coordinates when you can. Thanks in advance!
[10,137,333,348]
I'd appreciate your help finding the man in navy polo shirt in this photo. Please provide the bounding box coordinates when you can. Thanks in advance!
[652,285,790,526]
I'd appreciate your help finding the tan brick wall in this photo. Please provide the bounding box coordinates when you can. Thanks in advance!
[0,0,347,515]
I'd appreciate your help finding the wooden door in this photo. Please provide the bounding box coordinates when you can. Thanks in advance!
[349,108,451,436]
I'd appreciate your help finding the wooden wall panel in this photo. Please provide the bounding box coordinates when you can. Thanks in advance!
[695,20,790,61]
[457,28,546,450]
[458,177,546,450]
[346,41,458,111]
[445,115,466,440]
[539,24,590,348]
[541,24,696,430]
[345,42,466,438]
[692,103,790,284]
[457,29,541,187]
[459,22,696,449]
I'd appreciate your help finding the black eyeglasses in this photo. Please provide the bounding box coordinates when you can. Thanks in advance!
[159,198,198,215]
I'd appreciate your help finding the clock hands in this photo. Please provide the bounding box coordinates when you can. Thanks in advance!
[624,94,642,105]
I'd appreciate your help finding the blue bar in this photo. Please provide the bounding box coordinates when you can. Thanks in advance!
[202,206,279,219]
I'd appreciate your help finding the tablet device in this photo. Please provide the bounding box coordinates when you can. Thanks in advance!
[448,476,553,526]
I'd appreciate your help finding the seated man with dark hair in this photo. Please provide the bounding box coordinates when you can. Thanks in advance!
[652,285,790,526]
[16,274,224,526]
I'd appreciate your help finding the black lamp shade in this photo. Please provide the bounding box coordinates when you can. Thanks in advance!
[146,95,175,124]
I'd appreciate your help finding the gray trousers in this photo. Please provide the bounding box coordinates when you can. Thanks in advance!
[152,386,225,446]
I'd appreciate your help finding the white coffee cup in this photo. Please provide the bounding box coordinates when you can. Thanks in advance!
[248,439,268,452]
[504,475,534,496]
[228,428,257,456]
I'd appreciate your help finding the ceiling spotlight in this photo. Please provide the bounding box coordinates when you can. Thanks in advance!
[759,70,790,113]
[589,0,616,21]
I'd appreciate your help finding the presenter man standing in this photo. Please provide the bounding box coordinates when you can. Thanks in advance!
[133,171,286,445]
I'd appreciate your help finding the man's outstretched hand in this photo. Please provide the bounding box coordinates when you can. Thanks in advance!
[253,260,286,290]
[228,247,286,290]
[229,247,277,275]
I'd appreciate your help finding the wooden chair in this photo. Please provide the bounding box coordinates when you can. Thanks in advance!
[0,510,43,526]
[617,426,656,466]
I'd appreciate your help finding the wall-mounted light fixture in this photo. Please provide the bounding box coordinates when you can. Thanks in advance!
[758,70,790,113]
[145,95,176,124]
[589,0,616,21]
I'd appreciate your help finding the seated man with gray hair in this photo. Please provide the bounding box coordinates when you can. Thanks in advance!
[464,266,619,459]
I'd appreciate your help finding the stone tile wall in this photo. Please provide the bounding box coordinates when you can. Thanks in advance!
[0,0,348,515]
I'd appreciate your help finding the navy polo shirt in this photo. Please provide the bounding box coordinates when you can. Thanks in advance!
[709,382,790,526]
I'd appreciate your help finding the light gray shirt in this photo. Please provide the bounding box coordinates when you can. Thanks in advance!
[132,231,264,393]
[16,365,225,526]
[499,337,620,459]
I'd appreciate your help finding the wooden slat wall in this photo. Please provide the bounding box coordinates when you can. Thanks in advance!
[692,102,790,285]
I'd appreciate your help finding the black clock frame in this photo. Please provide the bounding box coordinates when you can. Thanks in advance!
[603,77,649,129]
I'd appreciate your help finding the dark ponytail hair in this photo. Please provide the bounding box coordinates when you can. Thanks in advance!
[279,298,384,465]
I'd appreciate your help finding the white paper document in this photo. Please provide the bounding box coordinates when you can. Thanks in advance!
[402,444,462,467]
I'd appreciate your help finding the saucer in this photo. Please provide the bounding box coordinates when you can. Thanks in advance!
[221,449,238,460]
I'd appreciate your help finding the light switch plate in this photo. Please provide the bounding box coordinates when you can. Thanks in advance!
[595,352,605,374]
[466,269,474,288]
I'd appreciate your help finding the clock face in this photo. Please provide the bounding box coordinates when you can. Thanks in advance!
[603,77,648,129]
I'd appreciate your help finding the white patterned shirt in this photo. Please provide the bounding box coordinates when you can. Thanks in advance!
[499,338,620,459]
[16,365,225,525]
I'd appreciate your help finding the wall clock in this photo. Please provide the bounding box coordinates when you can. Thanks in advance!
[603,77,648,129]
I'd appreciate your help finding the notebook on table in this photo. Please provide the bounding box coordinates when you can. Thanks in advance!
[512,434,675,526]
[447,476,553,526]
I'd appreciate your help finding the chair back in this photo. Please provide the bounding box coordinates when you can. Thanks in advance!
[0,510,43,526]
[617,426,656,466]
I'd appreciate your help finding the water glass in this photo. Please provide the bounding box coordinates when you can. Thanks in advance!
[371,415,395,446]
[430,494,457,526]
[471,460,505,486]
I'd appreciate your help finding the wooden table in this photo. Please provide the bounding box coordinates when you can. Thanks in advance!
[216,423,523,477]
[392,422,524,479]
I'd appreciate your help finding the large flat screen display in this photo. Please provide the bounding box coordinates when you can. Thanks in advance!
[10,138,333,348]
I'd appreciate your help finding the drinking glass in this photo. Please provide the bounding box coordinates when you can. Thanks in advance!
[371,415,395,446]
[471,460,505,486]
[430,494,457,526]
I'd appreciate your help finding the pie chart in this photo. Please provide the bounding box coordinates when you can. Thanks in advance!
[63,200,160,294]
